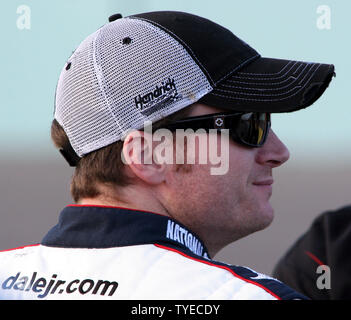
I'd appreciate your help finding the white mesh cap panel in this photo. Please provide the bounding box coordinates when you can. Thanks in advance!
[55,18,212,157]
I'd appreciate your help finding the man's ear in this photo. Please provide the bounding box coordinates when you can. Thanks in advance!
[122,130,166,185]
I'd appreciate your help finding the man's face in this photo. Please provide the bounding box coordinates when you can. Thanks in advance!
[162,104,290,254]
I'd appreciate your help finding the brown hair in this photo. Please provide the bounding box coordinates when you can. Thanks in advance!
[51,107,193,203]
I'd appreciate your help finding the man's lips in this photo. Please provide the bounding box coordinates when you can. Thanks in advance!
[252,179,274,186]
[252,179,273,197]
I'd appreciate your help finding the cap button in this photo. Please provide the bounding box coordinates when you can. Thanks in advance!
[108,13,123,22]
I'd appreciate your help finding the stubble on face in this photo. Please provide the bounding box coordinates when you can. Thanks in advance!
[159,104,282,255]
[163,138,275,256]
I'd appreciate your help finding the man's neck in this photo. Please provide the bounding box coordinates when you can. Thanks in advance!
[77,184,171,219]
[76,185,222,257]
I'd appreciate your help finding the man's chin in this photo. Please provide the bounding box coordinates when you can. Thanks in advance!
[260,203,274,228]
[252,201,274,231]
[252,187,274,228]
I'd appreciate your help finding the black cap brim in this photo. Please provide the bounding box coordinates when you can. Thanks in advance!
[199,57,335,113]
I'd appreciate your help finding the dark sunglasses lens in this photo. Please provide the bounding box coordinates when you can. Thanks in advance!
[235,113,270,146]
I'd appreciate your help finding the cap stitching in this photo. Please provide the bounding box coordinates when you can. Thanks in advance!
[225,73,301,86]
[217,84,302,97]
[215,63,318,97]
[236,60,296,76]
[214,54,260,85]
[211,64,321,102]
[232,62,307,80]
[91,27,127,142]
[220,64,312,91]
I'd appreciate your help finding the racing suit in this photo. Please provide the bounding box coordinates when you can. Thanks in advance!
[0,205,307,299]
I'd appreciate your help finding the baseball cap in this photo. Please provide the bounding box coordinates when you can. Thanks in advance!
[54,11,335,166]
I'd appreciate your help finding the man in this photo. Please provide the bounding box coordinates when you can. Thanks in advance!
[0,11,334,299]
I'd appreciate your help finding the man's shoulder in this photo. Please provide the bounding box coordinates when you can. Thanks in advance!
[0,244,40,256]
[154,243,308,300]
[0,244,41,269]
[0,243,308,299]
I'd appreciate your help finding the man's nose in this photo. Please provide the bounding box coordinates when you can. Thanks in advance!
[255,129,290,168]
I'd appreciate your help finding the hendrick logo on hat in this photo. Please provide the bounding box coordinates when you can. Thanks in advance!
[134,78,181,116]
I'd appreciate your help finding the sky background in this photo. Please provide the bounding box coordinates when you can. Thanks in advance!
[0,0,349,163]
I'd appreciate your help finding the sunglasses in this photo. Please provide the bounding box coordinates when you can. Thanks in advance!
[164,112,271,148]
